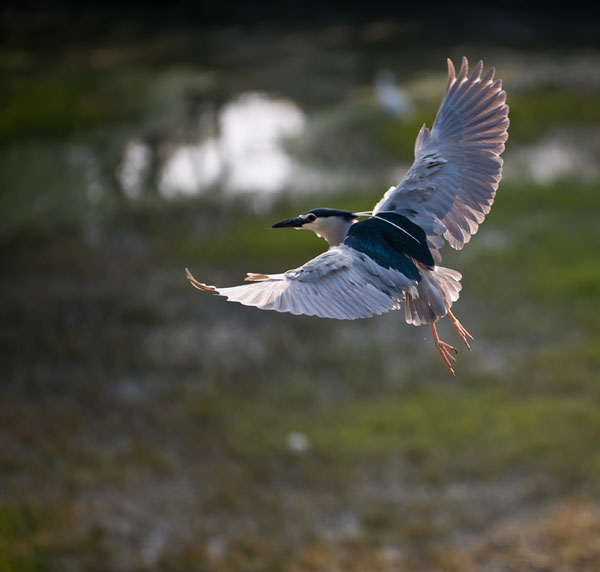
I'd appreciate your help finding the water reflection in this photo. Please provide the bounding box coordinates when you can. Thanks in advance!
[106,60,600,207]
[157,92,305,198]
[117,140,152,199]
[158,140,221,197]
[66,144,104,204]
[374,69,413,118]
[505,132,600,184]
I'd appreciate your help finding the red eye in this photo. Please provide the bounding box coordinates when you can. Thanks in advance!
[307,214,316,222]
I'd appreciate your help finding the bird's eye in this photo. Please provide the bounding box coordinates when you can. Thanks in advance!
[307,214,317,222]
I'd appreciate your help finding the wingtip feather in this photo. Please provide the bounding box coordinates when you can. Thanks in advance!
[447,58,456,88]
[458,56,469,82]
[469,60,483,83]
[185,267,217,292]
[482,66,495,84]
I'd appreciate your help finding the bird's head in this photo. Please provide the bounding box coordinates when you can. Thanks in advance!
[272,208,358,246]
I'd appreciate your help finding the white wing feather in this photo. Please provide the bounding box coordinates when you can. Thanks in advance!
[186,246,418,320]
[374,57,509,250]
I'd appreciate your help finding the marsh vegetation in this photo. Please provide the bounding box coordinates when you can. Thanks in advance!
[2,13,600,571]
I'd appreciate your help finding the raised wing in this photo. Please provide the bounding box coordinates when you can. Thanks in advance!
[186,245,420,320]
[374,57,509,250]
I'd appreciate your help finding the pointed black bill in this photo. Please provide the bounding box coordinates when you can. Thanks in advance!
[272,216,305,228]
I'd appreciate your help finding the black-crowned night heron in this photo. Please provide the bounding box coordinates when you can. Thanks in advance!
[187,57,509,375]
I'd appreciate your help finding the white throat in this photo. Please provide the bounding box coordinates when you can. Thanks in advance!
[303,216,355,246]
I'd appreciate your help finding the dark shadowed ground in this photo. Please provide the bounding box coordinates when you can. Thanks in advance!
[2,5,600,571]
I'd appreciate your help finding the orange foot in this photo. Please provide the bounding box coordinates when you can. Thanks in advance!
[430,323,457,376]
[448,309,474,350]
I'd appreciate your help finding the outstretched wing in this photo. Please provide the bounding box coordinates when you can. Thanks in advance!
[186,245,419,320]
[374,57,509,250]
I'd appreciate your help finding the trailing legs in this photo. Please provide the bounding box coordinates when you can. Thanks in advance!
[430,311,474,375]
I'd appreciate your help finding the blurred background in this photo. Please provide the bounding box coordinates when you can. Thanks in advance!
[1,2,600,570]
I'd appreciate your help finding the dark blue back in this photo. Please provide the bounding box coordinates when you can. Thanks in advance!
[344,213,434,281]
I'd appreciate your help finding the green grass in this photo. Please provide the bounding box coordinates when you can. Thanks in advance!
[193,374,600,485]
[0,502,61,572]
[508,90,600,141]
[0,70,147,143]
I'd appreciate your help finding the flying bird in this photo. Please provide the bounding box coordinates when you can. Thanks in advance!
[186,57,509,374]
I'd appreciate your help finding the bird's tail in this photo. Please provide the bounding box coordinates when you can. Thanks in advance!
[404,266,462,326]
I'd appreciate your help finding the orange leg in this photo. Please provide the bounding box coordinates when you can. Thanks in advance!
[430,323,457,376]
[447,309,473,350]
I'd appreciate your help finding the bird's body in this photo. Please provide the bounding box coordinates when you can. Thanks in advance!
[187,58,509,374]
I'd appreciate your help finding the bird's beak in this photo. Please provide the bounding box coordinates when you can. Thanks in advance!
[272,216,305,228]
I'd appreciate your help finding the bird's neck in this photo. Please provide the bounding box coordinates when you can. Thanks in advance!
[311,217,355,246]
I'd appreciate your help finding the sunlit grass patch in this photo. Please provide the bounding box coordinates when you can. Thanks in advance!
[0,70,147,142]
[508,90,600,141]
[513,338,600,398]
[461,181,600,335]
[190,375,600,489]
